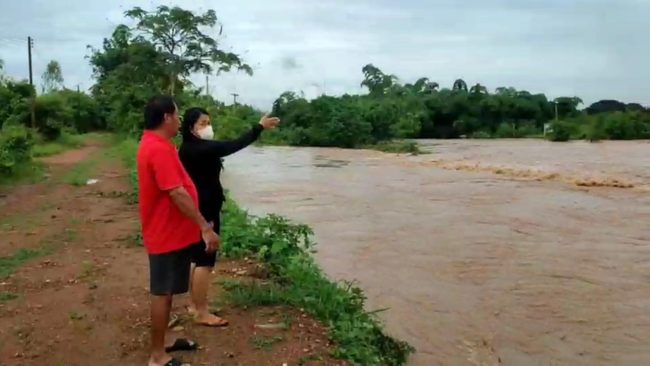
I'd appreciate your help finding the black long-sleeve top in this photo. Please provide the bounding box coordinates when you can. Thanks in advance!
[178,124,263,221]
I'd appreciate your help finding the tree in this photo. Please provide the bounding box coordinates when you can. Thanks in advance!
[361,64,398,96]
[41,60,64,93]
[469,83,488,96]
[554,96,583,119]
[411,78,439,94]
[585,100,627,115]
[452,79,468,92]
[124,5,252,95]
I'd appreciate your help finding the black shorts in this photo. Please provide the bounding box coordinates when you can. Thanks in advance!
[189,212,221,268]
[148,246,192,296]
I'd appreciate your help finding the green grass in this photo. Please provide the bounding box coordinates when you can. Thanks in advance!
[32,132,85,157]
[299,353,324,365]
[367,140,422,155]
[0,161,45,187]
[250,335,285,350]
[117,137,414,365]
[32,132,110,158]
[0,225,76,279]
[218,200,414,365]
[0,248,49,279]
[62,143,119,186]
[0,292,18,302]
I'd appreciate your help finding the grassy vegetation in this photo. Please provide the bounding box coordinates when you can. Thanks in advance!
[32,131,85,157]
[368,140,422,155]
[0,224,76,280]
[61,137,120,186]
[0,248,49,279]
[117,137,414,365]
[0,292,19,302]
[250,335,285,350]
[0,161,44,187]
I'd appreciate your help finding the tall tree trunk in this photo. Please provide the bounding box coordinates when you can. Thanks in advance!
[169,73,176,96]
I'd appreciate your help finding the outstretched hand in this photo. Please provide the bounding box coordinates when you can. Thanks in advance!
[259,114,281,129]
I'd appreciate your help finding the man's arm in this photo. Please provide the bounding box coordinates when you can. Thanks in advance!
[168,187,211,231]
[150,147,220,251]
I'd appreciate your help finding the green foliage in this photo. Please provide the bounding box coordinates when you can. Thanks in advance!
[370,140,421,155]
[548,120,574,142]
[0,125,34,176]
[32,90,102,140]
[32,131,84,157]
[41,60,64,93]
[0,80,34,129]
[219,199,414,365]
[0,248,46,279]
[124,5,252,95]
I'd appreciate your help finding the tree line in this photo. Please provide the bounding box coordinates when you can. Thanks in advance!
[2,5,649,178]
[267,64,649,146]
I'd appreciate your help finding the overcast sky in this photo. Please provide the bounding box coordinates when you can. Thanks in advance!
[1,0,648,109]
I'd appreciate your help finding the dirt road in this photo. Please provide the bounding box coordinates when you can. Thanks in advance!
[0,141,336,366]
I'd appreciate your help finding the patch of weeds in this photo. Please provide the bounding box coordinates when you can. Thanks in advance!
[280,312,293,330]
[68,311,85,321]
[368,140,422,155]
[0,161,45,187]
[299,353,324,365]
[0,292,19,302]
[63,158,97,186]
[218,201,414,365]
[78,261,96,281]
[0,248,47,279]
[250,335,285,350]
[32,132,85,158]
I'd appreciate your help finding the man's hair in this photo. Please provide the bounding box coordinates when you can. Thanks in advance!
[144,95,177,130]
[181,107,210,141]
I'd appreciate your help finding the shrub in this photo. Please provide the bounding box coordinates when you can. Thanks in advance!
[0,125,34,175]
[548,120,574,142]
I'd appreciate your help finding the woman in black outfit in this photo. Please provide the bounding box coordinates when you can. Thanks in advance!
[179,107,279,326]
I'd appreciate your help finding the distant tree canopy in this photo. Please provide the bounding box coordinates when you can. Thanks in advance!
[265,64,649,146]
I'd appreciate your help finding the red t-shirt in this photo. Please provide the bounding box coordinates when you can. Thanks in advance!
[136,131,201,254]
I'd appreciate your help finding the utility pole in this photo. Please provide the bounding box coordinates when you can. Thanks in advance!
[205,75,209,96]
[28,36,33,86]
[231,93,239,105]
[28,36,35,128]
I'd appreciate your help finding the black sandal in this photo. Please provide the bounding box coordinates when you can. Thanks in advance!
[163,358,188,366]
[165,338,199,352]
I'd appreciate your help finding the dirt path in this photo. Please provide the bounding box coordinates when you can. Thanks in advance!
[0,142,339,366]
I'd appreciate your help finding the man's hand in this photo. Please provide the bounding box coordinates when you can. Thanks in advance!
[259,114,280,129]
[201,226,220,253]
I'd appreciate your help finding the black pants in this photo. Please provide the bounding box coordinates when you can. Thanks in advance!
[148,245,192,296]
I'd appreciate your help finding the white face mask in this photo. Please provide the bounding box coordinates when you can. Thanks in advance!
[196,125,214,140]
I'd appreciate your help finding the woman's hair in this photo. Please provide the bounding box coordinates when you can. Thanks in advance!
[181,107,210,141]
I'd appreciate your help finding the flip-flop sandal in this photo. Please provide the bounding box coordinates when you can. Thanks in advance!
[165,338,199,353]
[163,358,189,366]
[168,314,180,328]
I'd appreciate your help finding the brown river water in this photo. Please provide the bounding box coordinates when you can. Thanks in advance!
[222,139,650,366]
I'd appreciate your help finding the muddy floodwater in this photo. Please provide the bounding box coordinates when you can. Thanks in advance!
[222,139,650,366]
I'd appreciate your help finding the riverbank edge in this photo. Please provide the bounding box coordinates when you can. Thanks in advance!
[116,137,415,365]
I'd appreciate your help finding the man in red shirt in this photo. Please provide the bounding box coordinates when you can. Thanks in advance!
[137,95,219,366]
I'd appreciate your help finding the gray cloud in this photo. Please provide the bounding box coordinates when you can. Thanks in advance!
[1,0,648,109]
